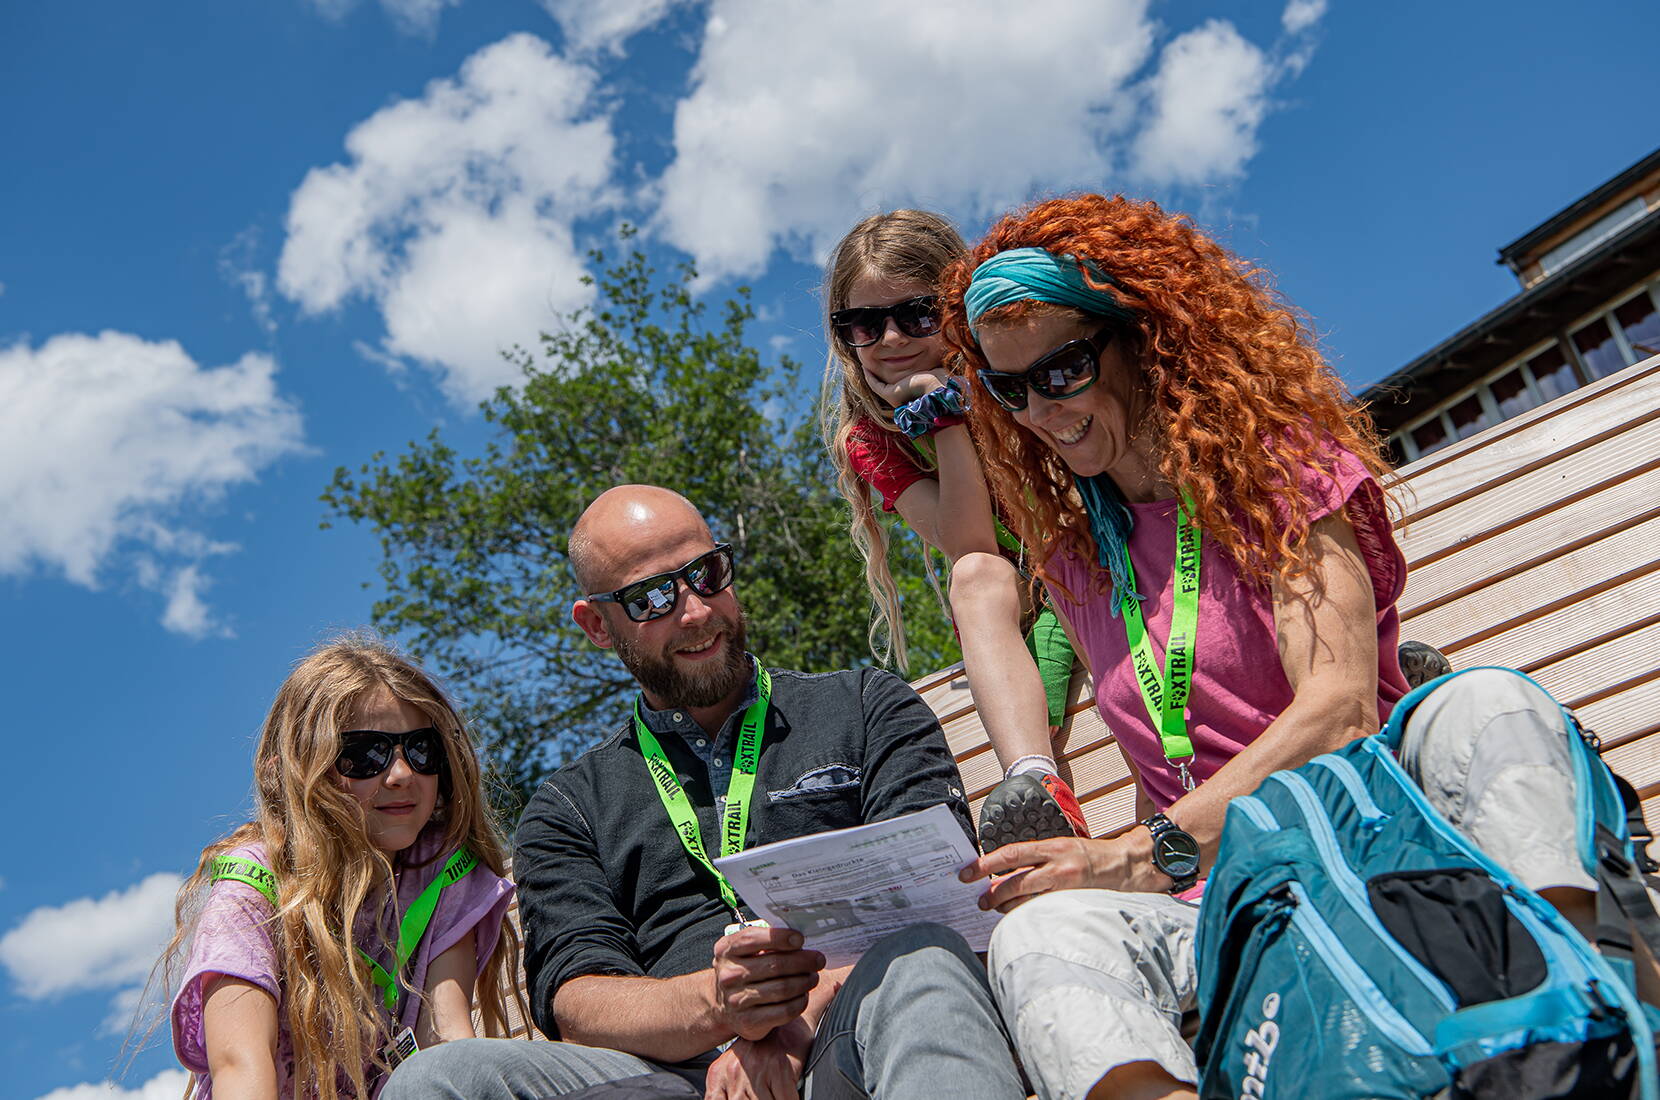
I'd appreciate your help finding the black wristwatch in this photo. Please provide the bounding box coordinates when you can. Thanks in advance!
[1141,813,1201,892]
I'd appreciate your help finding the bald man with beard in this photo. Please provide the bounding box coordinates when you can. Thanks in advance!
[388,486,1026,1100]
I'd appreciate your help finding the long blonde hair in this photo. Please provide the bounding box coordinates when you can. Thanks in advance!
[156,634,525,1099]
[819,210,969,673]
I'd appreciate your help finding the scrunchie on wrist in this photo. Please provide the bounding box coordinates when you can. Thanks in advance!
[893,376,970,439]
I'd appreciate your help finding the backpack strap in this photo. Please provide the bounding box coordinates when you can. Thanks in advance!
[1594,771,1660,978]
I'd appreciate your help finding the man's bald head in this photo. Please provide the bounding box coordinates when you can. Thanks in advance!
[569,485,712,593]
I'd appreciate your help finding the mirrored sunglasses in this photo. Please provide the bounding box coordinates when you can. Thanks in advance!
[830,295,942,349]
[976,327,1116,412]
[334,727,445,779]
[587,544,736,623]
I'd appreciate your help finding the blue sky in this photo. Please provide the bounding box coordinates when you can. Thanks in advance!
[1,1,1654,1094]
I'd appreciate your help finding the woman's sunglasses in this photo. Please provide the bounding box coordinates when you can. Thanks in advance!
[335,727,446,780]
[830,295,942,349]
[585,544,736,623]
[976,327,1116,412]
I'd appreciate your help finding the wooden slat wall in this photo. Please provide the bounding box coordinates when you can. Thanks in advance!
[917,353,1660,845]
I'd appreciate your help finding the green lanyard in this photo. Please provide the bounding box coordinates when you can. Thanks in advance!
[633,666,771,921]
[1119,498,1202,791]
[210,847,477,1012]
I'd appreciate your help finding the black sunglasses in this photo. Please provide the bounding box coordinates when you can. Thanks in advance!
[586,544,736,623]
[830,295,942,348]
[335,727,446,780]
[976,327,1116,412]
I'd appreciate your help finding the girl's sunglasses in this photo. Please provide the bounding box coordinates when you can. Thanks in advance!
[586,544,736,623]
[830,295,942,348]
[335,727,446,780]
[976,327,1116,412]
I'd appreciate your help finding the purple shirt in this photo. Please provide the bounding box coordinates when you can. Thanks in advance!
[1047,443,1408,811]
[171,825,514,1098]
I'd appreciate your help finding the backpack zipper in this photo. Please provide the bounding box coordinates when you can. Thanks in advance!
[1271,772,1457,1012]
[1286,882,1436,1056]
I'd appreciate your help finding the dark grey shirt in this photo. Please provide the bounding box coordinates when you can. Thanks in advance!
[513,660,974,1042]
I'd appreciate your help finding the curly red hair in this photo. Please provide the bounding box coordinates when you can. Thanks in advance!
[939,194,1392,594]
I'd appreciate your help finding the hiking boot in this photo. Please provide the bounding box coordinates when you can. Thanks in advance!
[1398,640,1454,689]
[978,773,1090,853]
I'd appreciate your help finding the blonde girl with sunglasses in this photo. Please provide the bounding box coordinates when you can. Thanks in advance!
[821,209,1089,851]
[158,636,524,1099]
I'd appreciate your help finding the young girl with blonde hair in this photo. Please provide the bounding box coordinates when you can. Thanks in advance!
[821,209,1087,850]
[160,636,522,1099]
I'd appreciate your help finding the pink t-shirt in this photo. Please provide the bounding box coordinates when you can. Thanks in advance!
[171,825,514,1098]
[1047,444,1409,812]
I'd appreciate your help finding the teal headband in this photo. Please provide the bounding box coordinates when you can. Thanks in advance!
[964,247,1134,336]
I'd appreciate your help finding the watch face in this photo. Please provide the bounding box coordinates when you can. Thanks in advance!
[1153,830,1201,878]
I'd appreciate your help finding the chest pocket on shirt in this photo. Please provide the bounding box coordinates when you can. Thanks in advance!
[768,762,861,800]
[764,762,863,836]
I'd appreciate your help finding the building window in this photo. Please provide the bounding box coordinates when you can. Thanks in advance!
[1411,416,1450,457]
[1615,290,1660,361]
[1489,367,1538,420]
[1446,393,1490,441]
[1527,343,1582,400]
[1573,317,1625,380]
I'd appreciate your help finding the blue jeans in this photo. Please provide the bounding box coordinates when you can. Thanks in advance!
[386,923,1025,1100]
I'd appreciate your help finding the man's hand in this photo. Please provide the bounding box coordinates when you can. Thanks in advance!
[711,925,825,1041]
[865,370,946,408]
[703,1016,815,1100]
[958,831,1161,912]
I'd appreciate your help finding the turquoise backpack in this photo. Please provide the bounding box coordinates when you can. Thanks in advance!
[1194,668,1660,1098]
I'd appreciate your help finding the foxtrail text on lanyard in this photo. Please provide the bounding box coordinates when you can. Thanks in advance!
[210,846,478,1013]
[1119,497,1201,791]
[633,665,771,923]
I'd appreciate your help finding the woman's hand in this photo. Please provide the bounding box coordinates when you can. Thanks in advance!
[866,370,946,408]
[958,830,1161,912]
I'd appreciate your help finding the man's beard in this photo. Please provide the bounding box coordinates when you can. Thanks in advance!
[615,605,752,708]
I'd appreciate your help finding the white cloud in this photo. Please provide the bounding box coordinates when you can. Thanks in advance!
[159,564,221,638]
[33,1069,191,1100]
[653,0,1313,283]
[307,0,462,36]
[0,873,182,1000]
[277,33,615,404]
[0,332,303,635]
[99,986,147,1039]
[1282,0,1327,35]
[219,228,277,337]
[539,0,691,54]
[1130,20,1274,187]
[655,0,1157,282]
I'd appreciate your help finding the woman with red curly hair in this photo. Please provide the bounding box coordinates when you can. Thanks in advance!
[951,197,1633,1100]
[948,194,1410,1100]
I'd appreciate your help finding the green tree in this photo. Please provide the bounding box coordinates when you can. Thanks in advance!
[324,238,959,808]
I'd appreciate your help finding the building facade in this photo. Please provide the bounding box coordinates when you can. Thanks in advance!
[1363,147,1660,463]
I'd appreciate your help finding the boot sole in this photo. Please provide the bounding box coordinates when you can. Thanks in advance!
[977,778,1077,853]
